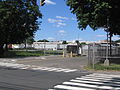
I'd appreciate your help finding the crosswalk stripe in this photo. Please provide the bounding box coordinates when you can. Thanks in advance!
[76,78,107,82]
[52,68,70,72]
[63,69,77,72]
[115,87,120,90]
[85,75,115,78]
[32,67,77,72]
[70,79,120,87]
[32,67,49,70]
[54,85,95,90]
[81,76,113,79]
[70,79,103,84]
[33,67,59,71]
[0,62,77,73]
[82,75,114,79]
[98,86,114,89]
[47,68,63,71]
[76,77,120,84]
[49,73,120,90]
[86,73,120,78]
[63,81,98,88]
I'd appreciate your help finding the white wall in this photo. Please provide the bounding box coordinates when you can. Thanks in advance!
[33,42,62,50]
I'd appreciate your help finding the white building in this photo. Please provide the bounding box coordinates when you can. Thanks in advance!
[33,41,67,50]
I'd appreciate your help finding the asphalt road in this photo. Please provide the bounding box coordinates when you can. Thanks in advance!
[16,56,88,70]
[0,67,90,90]
[0,56,120,90]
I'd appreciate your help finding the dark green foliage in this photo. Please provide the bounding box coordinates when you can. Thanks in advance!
[0,0,41,44]
[25,37,35,44]
[37,39,49,42]
[75,40,79,44]
[3,51,44,58]
[3,50,63,58]
[62,41,68,44]
[0,0,42,56]
[66,0,120,35]
[81,42,86,45]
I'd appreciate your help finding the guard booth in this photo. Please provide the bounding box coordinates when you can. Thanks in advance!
[66,45,81,56]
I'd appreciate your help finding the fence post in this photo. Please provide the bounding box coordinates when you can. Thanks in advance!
[70,51,73,57]
[92,43,95,69]
[88,44,90,66]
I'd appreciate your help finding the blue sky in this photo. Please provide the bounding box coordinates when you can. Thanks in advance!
[35,0,119,42]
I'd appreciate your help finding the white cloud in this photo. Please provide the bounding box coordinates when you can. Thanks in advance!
[96,35,106,37]
[56,22,66,27]
[56,16,68,20]
[48,18,63,23]
[45,0,56,5]
[48,18,66,28]
[58,30,66,36]
[71,18,77,21]
[47,37,55,40]
[112,36,120,41]
[58,30,65,33]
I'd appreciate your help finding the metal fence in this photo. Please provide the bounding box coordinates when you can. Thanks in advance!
[88,43,120,67]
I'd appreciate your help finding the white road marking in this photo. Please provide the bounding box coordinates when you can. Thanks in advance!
[70,79,103,84]
[47,68,62,71]
[98,86,114,89]
[70,79,120,87]
[86,73,120,78]
[0,62,77,73]
[63,69,78,72]
[63,81,98,88]
[49,73,120,90]
[54,85,95,90]
[76,77,113,82]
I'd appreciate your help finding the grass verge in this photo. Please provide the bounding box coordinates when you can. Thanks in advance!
[3,51,44,58]
[85,63,120,71]
[2,50,63,58]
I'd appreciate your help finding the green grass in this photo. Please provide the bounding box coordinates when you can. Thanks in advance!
[3,51,44,58]
[85,63,120,71]
[14,51,44,57]
[2,50,63,58]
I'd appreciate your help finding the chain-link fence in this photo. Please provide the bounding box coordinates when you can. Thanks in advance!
[88,43,120,67]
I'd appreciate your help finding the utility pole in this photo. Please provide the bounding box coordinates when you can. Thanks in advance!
[25,39,27,51]
[43,39,46,56]
[104,17,110,66]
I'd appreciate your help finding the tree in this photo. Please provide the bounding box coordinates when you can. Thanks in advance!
[37,39,49,42]
[0,0,42,57]
[66,0,120,56]
[62,41,68,44]
[25,37,35,45]
[115,39,120,43]
[81,42,86,45]
[66,0,120,34]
